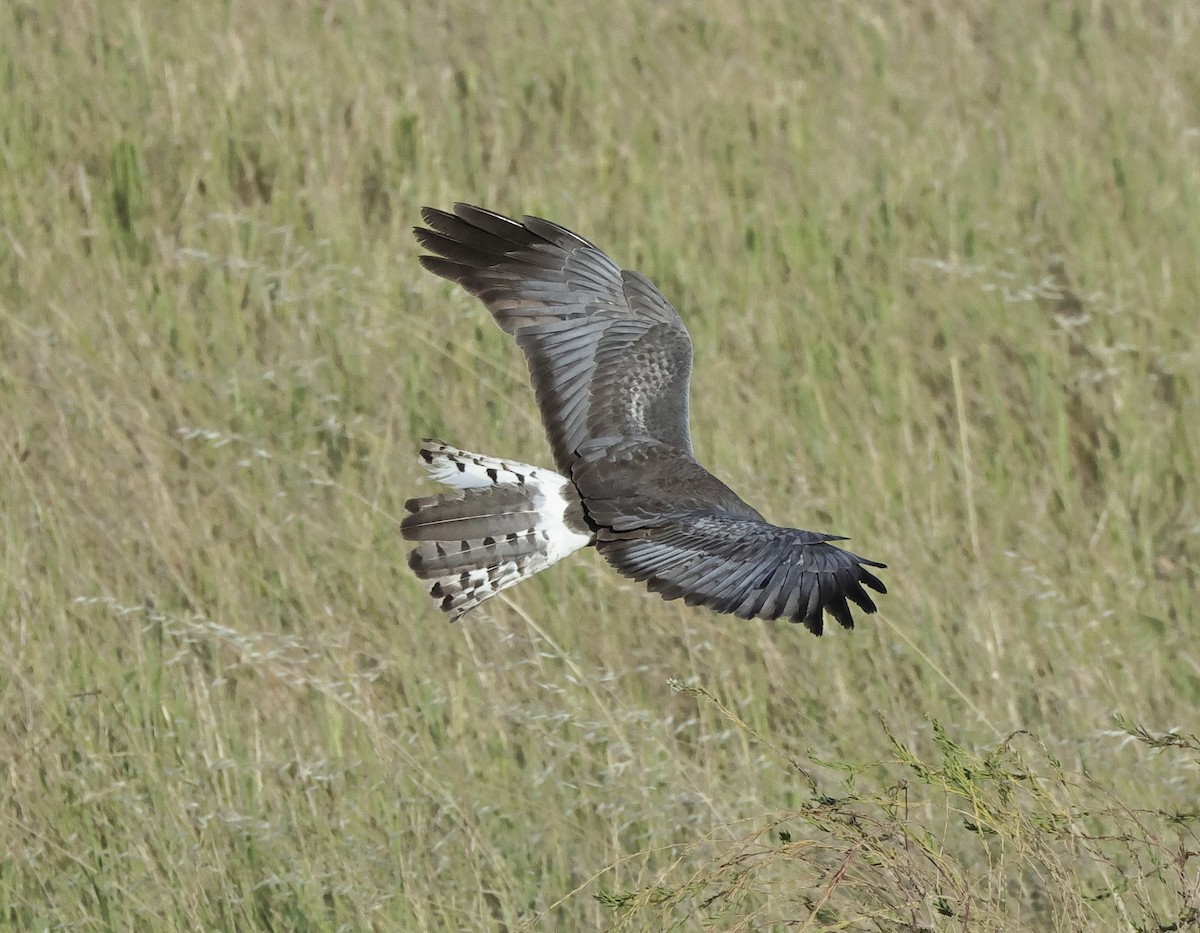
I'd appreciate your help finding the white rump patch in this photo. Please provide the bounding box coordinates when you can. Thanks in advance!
[410,441,593,618]
[534,471,594,564]
[418,439,545,490]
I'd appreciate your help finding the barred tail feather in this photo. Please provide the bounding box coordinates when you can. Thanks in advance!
[401,441,593,619]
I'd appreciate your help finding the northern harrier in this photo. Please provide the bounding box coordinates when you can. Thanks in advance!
[402,205,886,634]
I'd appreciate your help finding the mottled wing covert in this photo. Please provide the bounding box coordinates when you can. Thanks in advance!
[415,204,694,473]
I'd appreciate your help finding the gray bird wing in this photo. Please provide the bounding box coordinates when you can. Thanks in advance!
[414,204,694,474]
[571,437,887,634]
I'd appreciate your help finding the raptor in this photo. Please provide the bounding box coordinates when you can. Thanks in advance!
[402,205,886,634]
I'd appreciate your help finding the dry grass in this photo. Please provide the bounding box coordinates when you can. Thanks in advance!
[2,0,1199,929]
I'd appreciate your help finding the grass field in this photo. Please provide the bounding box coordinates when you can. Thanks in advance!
[2,1,1199,929]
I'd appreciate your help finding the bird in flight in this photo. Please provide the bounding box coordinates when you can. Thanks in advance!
[402,205,886,634]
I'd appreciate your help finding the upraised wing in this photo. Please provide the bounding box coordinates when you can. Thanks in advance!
[414,204,694,473]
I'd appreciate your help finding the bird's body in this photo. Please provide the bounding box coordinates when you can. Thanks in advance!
[401,204,886,634]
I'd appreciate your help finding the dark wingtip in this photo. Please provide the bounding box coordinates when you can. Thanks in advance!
[860,569,887,594]
[418,255,472,284]
[452,201,481,216]
[419,205,453,226]
[412,226,440,251]
[828,596,855,630]
[850,588,879,615]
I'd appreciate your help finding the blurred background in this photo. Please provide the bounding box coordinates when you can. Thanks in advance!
[1,1,1197,929]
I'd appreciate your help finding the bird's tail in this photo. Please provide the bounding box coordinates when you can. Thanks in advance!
[401,441,593,619]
